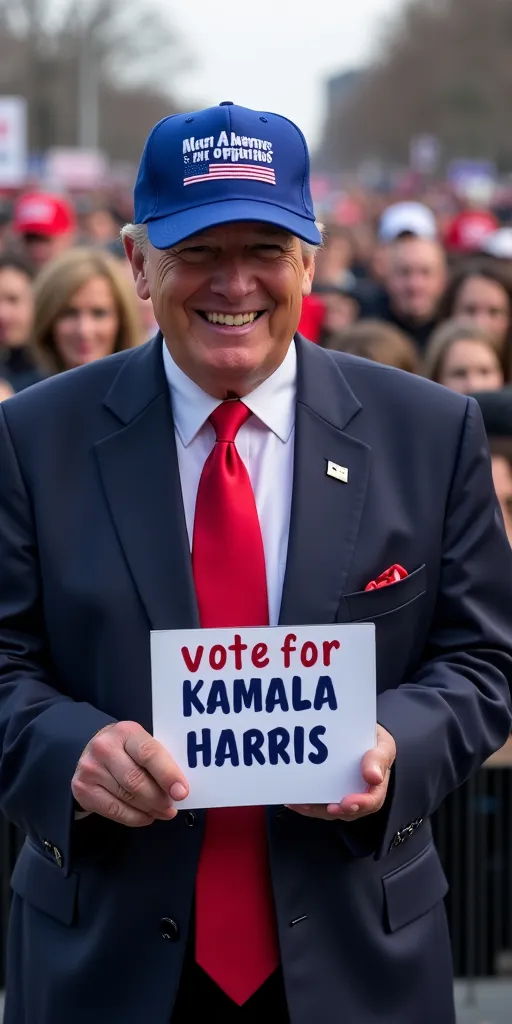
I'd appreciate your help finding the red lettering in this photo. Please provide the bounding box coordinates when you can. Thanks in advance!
[252,642,270,668]
[281,633,297,668]
[228,633,248,671]
[323,639,341,666]
[300,641,318,668]
[209,644,227,670]
[181,645,204,673]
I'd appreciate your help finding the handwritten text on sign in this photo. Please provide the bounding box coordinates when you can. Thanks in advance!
[150,625,376,809]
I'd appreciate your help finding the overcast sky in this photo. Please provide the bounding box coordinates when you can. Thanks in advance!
[171,0,406,149]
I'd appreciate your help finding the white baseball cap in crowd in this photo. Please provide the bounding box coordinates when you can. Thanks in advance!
[379,201,437,243]
[480,228,512,260]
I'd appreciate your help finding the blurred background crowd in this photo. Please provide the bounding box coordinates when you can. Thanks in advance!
[3,159,512,551]
[1,0,512,1020]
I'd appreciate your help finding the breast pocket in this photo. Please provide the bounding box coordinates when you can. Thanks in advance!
[336,565,428,691]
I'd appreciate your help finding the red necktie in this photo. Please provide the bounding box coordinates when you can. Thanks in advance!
[192,399,280,1005]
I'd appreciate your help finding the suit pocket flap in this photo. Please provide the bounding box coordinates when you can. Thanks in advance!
[11,840,78,925]
[345,564,427,622]
[382,842,448,932]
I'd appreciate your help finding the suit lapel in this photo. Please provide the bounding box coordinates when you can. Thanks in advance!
[279,336,370,625]
[95,335,199,631]
[95,333,368,631]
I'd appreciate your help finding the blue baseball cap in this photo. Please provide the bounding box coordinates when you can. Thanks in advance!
[134,101,322,249]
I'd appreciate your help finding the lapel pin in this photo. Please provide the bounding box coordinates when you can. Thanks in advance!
[326,461,348,484]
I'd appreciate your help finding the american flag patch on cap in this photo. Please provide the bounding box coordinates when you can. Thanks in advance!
[184,161,276,186]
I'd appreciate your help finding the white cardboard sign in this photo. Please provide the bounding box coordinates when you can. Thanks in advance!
[151,624,376,809]
[0,97,27,187]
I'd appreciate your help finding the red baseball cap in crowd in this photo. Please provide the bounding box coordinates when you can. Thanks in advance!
[12,192,77,237]
[444,210,499,253]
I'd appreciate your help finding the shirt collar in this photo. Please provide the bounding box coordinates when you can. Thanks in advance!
[162,339,296,447]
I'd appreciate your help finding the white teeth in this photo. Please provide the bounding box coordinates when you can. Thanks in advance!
[205,311,259,325]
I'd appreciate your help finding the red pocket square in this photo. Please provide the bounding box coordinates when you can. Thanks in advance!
[365,564,408,592]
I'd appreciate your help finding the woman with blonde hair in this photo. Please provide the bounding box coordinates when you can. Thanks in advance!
[33,248,143,374]
[424,319,507,395]
[324,319,421,374]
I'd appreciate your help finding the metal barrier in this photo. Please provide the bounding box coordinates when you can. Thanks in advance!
[432,740,512,978]
[0,744,511,987]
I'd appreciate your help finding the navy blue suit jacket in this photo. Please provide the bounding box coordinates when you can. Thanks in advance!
[0,334,511,1024]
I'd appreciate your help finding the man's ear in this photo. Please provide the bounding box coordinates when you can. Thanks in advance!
[123,236,151,301]
[301,252,316,298]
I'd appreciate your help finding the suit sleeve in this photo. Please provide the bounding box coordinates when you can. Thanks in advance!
[0,406,115,874]
[372,397,512,857]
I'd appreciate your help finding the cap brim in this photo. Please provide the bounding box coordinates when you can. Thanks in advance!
[145,199,322,248]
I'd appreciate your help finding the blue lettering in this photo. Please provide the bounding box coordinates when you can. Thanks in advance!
[233,678,263,713]
[268,727,291,765]
[214,729,240,767]
[206,679,230,715]
[265,677,289,713]
[243,729,265,766]
[293,726,305,764]
[292,676,311,711]
[183,679,205,717]
[308,726,328,764]
[313,676,338,711]
[187,729,211,767]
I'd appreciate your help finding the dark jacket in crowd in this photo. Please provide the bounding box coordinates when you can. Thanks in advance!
[359,291,437,351]
[0,348,45,392]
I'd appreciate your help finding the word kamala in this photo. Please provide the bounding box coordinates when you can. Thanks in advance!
[184,675,337,769]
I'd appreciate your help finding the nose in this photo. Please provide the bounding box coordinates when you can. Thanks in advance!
[74,313,97,341]
[209,257,257,303]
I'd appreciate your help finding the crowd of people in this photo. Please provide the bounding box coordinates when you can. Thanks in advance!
[298,200,512,546]
[2,186,512,547]
[1,95,512,1023]
[0,190,157,401]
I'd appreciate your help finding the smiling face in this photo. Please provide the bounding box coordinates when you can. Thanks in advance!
[52,275,120,370]
[125,222,315,397]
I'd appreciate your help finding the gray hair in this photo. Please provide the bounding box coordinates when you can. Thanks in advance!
[121,222,322,259]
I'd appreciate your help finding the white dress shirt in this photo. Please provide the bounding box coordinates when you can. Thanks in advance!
[162,340,296,626]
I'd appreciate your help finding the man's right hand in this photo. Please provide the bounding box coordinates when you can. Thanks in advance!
[71,721,189,826]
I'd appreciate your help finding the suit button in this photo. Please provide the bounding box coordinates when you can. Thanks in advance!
[160,917,180,941]
[184,811,197,828]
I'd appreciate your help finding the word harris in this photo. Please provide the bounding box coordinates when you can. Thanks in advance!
[180,633,341,770]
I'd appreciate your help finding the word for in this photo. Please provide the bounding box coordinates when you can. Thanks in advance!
[181,634,341,673]
[183,675,338,718]
[187,725,328,768]
[183,132,273,154]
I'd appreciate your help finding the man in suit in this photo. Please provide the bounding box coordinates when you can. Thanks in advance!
[0,103,511,1024]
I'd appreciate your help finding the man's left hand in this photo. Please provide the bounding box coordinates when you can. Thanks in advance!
[286,724,396,822]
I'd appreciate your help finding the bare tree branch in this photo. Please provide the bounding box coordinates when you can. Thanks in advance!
[320,0,512,171]
[0,0,188,157]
